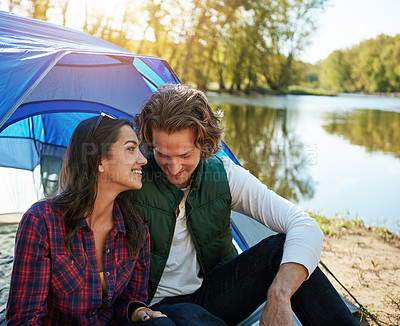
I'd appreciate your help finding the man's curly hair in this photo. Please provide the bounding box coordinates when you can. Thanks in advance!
[134,83,223,160]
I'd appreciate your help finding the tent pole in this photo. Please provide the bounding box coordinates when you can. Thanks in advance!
[319,260,382,325]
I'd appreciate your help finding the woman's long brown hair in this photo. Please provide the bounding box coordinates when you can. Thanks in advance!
[50,116,145,258]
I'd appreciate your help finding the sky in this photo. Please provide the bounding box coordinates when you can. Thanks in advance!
[300,0,400,64]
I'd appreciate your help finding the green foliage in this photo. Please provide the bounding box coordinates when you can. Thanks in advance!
[375,225,392,239]
[318,34,400,93]
[320,50,352,91]
[294,61,320,88]
[309,211,367,236]
[4,0,328,92]
[10,1,400,94]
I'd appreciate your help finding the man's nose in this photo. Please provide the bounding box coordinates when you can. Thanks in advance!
[168,159,181,175]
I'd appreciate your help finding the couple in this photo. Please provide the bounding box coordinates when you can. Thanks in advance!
[6,84,358,325]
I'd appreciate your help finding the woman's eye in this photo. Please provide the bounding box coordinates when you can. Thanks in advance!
[127,146,136,151]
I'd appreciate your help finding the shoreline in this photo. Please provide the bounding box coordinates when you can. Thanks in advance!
[205,86,400,98]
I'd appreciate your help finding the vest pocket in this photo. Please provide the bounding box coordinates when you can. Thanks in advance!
[51,254,87,293]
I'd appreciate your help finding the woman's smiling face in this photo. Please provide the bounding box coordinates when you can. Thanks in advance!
[100,125,147,192]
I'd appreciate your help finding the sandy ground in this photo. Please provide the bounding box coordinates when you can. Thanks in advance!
[320,226,400,326]
[0,213,22,225]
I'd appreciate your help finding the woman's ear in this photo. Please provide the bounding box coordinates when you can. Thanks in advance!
[98,163,105,173]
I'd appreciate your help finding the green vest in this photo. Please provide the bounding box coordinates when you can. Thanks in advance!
[130,155,238,302]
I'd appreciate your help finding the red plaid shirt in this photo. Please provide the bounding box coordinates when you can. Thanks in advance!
[6,200,150,325]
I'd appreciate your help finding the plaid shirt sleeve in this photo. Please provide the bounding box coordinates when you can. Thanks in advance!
[113,224,151,322]
[6,212,51,325]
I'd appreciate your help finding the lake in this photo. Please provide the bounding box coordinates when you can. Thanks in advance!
[208,92,400,234]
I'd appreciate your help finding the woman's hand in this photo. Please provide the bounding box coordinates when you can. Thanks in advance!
[136,308,167,322]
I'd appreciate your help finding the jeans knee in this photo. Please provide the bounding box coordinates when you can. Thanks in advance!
[152,317,176,326]
[118,317,176,326]
[156,303,225,326]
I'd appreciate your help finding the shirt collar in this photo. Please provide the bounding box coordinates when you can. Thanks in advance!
[112,201,126,234]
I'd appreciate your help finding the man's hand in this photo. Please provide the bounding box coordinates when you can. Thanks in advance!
[260,262,308,326]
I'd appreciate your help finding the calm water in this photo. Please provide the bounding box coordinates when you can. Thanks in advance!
[208,92,400,234]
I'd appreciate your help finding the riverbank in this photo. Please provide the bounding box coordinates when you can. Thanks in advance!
[204,83,337,96]
[314,215,400,326]
[205,83,400,98]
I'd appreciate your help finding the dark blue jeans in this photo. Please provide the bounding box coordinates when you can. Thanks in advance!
[118,318,176,326]
[151,234,359,326]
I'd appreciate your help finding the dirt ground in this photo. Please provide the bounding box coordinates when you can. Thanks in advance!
[320,226,400,326]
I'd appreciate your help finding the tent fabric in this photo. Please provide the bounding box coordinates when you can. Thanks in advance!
[0,10,178,127]
[0,112,95,170]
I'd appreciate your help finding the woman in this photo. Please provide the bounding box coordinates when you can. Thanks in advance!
[6,115,172,325]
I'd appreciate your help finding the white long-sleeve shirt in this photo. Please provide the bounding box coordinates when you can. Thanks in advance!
[150,156,323,306]
[224,156,323,276]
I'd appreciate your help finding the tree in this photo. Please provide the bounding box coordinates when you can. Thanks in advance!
[3,0,329,92]
[319,34,400,93]
[258,0,327,90]
[320,50,351,92]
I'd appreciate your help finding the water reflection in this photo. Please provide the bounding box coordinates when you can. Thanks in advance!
[323,109,400,158]
[219,103,315,202]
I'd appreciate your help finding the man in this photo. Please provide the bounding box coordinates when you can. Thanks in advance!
[130,83,358,326]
